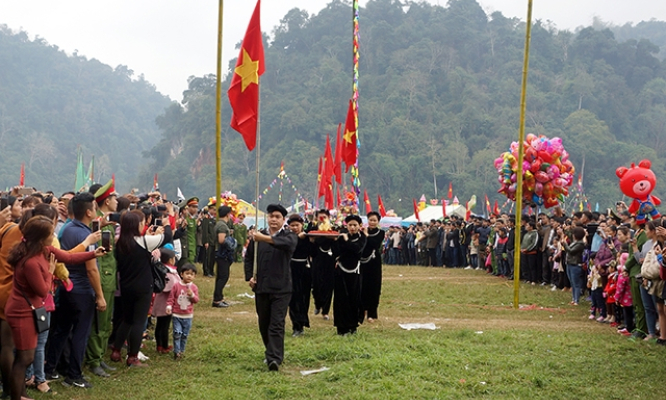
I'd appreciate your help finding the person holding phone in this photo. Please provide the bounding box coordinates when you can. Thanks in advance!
[84,179,119,378]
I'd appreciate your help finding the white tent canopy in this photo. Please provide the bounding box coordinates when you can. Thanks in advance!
[403,204,466,223]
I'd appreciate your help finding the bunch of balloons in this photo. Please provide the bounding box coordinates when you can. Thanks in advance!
[495,134,575,208]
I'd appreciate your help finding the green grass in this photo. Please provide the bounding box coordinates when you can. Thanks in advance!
[35,265,666,399]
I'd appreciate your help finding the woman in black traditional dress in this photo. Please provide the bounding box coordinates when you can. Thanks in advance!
[310,209,336,320]
[286,215,313,337]
[332,215,366,335]
[360,211,385,323]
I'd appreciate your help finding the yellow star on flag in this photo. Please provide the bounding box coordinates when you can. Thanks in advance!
[234,48,260,92]
[343,128,355,144]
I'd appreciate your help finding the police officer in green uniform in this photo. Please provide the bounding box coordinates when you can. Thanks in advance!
[177,197,199,266]
[233,213,248,262]
[86,179,118,377]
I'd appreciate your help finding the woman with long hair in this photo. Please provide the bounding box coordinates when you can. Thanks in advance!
[111,210,171,367]
[5,215,103,400]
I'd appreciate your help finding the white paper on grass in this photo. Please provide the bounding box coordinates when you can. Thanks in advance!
[398,323,439,330]
[300,367,330,376]
[237,292,255,299]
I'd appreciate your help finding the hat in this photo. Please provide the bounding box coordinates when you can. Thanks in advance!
[345,214,362,224]
[218,205,232,218]
[287,214,304,224]
[94,179,117,203]
[186,197,199,207]
[162,243,175,251]
[266,204,288,217]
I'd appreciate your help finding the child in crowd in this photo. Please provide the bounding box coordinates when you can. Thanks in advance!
[166,263,199,360]
[153,247,180,354]
[495,228,508,277]
[603,263,618,325]
[615,254,634,336]
[588,265,606,322]
[470,236,479,271]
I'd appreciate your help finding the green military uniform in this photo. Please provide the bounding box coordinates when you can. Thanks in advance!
[625,228,647,335]
[488,227,498,274]
[233,222,248,262]
[179,197,199,265]
[201,213,217,276]
[86,180,117,370]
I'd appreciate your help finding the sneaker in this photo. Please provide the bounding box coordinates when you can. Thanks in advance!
[550,285,557,291]
[44,372,60,380]
[322,314,330,320]
[89,366,110,378]
[268,360,279,372]
[596,316,606,323]
[656,338,666,346]
[110,347,122,362]
[610,322,619,328]
[540,282,547,286]
[63,377,93,389]
[292,330,304,337]
[212,301,230,308]
[464,266,473,270]
[127,356,149,367]
[475,267,482,270]
[589,314,596,320]
[314,308,321,315]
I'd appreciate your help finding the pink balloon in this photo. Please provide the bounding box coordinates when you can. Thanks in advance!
[535,171,550,183]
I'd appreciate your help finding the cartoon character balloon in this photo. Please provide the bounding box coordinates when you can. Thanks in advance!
[616,160,661,224]
[496,134,575,208]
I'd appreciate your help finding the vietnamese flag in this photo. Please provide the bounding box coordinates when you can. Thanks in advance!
[342,99,357,172]
[447,182,453,199]
[442,199,447,218]
[493,200,500,216]
[333,123,343,185]
[325,183,334,210]
[377,194,386,218]
[413,198,421,222]
[19,162,25,186]
[364,190,372,212]
[323,134,334,189]
[317,156,325,198]
[485,194,491,215]
[336,186,341,207]
[465,201,471,221]
[228,0,265,151]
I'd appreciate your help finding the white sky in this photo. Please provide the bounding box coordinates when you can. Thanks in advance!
[2,0,665,101]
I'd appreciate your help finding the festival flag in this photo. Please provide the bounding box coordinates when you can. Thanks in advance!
[447,182,453,199]
[177,187,185,201]
[153,173,159,191]
[377,194,386,218]
[527,207,533,216]
[442,199,447,218]
[413,198,421,222]
[465,201,471,221]
[74,147,86,192]
[342,99,357,172]
[323,134,334,189]
[19,162,25,186]
[228,0,265,151]
[86,156,95,189]
[364,190,372,212]
[317,156,325,198]
[493,200,500,216]
[333,123,343,185]
[484,194,491,216]
[336,186,341,207]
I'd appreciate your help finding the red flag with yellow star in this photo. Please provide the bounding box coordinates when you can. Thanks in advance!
[342,99,357,172]
[228,0,265,151]
[317,156,325,198]
[333,123,343,184]
[364,190,372,212]
[377,194,386,218]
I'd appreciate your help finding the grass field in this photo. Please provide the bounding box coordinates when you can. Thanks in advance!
[32,264,666,399]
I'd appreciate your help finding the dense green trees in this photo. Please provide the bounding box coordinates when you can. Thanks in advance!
[0,25,170,193]
[143,0,666,215]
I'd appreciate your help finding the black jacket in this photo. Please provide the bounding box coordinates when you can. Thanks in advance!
[244,228,298,293]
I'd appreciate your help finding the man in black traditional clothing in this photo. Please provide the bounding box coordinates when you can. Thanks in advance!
[244,204,297,372]
[286,214,313,337]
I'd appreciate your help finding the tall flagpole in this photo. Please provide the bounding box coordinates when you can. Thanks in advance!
[253,83,261,277]
[513,0,534,309]
[215,0,224,221]
[351,0,360,212]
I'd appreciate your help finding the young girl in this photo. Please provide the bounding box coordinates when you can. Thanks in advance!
[588,265,606,322]
[603,263,618,325]
[166,263,199,360]
[615,255,634,336]
[152,247,180,354]
[470,236,479,271]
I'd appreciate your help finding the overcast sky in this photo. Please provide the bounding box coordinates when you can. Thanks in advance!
[2,0,665,101]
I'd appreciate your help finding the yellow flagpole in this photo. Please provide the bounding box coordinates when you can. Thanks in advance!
[215,0,224,221]
[513,0,534,309]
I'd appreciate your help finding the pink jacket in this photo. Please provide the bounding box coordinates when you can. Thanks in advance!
[152,265,180,318]
[615,273,632,307]
[167,281,199,318]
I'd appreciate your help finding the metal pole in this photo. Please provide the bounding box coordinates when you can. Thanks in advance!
[253,83,261,277]
[513,0,534,309]
[215,0,224,221]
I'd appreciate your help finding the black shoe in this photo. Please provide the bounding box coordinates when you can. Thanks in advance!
[212,301,229,308]
[314,308,321,315]
[63,377,93,389]
[268,360,279,371]
[100,361,116,371]
[292,330,304,337]
[45,372,60,380]
[656,338,666,346]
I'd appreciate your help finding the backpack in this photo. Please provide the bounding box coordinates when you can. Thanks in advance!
[641,243,661,280]
[217,236,237,262]
[143,237,169,293]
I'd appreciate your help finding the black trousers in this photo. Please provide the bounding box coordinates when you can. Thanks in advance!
[255,292,291,365]
[155,315,172,349]
[213,258,233,302]
[360,259,382,320]
[113,290,153,356]
[524,253,538,282]
[45,291,95,380]
[312,257,335,315]
[288,262,311,332]
[203,245,216,276]
[541,251,552,284]
[334,269,361,335]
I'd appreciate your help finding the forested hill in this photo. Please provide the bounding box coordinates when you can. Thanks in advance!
[0,25,171,193]
[144,0,666,215]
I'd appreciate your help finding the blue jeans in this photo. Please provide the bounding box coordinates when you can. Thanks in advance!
[26,312,50,383]
[172,316,193,355]
[639,285,658,336]
[567,265,584,304]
